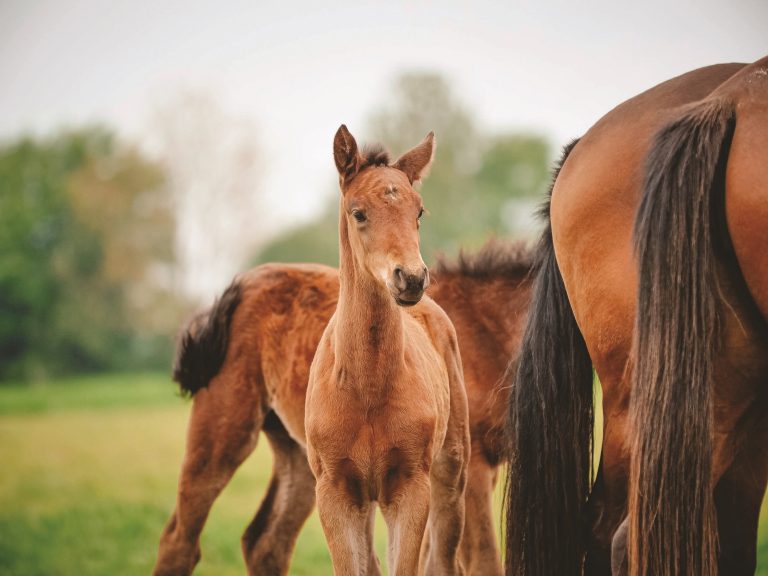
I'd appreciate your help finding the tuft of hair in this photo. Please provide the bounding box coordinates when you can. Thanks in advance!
[536,137,581,221]
[359,144,391,171]
[173,280,242,396]
[504,136,594,576]
[433,237,534,280]
[629,98,735,576]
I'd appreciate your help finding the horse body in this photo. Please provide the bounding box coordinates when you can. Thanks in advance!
[507,57,768,576]
[306,126,469,576]
[153,244,530,576]
[306,284,458,575]
[153,128,529,574]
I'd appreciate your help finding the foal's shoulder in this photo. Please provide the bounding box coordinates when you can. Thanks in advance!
[407,295,460,353]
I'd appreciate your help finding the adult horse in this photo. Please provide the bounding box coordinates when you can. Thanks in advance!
[153,158,532,573]
[506,56,768,576]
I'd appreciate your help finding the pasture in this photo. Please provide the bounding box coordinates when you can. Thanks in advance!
[0,373,765,575]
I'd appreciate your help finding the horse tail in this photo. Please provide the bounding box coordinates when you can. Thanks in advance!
[505,138,594,576]
[173,280,243,396]
[630,98,736,576]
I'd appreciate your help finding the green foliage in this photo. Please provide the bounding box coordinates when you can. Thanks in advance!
[254,198,339,267]
[251,72,551,266]
[0,129,180,382]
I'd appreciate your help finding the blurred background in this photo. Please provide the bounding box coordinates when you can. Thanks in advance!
[1,1,766,574]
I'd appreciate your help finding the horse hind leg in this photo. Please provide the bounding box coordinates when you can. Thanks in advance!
[610,517,629,576]
[241,411,317,575]
[714,414,768,576]
[423,437,468,575]
[154,370,263,576]
[459,448,502,575]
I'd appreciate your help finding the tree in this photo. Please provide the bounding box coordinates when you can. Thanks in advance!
[251,72,551,268]
[152,93,266,304]
[0,127,181,381]
[253,197,339,267]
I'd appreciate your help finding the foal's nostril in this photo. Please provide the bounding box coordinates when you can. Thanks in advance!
[393,266,407,291]
[406,272,426,293]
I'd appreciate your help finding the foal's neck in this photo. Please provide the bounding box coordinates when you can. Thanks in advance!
[335,210,404,398]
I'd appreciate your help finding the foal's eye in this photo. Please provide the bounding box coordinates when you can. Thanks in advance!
[417,208,424,222]
[352,210,367,223]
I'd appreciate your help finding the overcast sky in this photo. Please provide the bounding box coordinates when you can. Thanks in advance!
[1,0,766,225]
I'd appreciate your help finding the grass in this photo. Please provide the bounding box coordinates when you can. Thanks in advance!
[0,374,765,575]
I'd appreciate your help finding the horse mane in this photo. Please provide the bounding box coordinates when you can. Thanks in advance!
[433,238,534,280]
[360,144,391,170]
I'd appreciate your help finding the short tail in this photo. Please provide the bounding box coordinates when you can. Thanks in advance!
[505,139,594,576]
[630,99,736,576]
[173,281,243,396]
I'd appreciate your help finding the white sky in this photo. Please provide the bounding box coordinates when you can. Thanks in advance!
[1,0,766,226]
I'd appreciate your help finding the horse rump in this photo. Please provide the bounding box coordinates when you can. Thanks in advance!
[173,280,243,396]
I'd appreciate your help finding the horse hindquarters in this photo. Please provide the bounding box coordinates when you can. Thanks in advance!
[155,281,265,576]
[154,373,265,576]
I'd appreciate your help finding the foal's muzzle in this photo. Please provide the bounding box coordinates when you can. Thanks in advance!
[392,265,429,306]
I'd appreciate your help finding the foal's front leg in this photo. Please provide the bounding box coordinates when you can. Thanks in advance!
[316,476,379,576]
[380,474,431,576]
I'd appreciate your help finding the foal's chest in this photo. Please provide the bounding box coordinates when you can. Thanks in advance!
[329,412,438,507]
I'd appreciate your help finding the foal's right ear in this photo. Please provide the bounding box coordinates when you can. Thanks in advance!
[333,124,362,184]
[393,131,435,184]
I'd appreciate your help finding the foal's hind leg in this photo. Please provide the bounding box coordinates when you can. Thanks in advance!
[460,449,502,575]
[423,451,468,575]
[423,427,469,575]
[154,373,263,576]
[242,412,316,576]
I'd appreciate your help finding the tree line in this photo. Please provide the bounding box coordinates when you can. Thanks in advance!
[0,73,552,383]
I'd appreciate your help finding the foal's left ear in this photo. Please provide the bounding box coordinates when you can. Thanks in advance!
[333,124,363,183]
[393,132,436,184]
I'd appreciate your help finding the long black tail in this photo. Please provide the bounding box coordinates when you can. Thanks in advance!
[629,99,735,576]
[505,139,594,576]
[173,280,242,396]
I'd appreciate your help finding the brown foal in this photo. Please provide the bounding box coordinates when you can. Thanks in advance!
[152,239,531,576]
[305,126,470,575]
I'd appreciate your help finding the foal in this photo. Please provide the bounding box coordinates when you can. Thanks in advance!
[305,126,469,575]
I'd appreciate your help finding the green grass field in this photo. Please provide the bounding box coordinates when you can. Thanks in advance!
[0,373,765,575]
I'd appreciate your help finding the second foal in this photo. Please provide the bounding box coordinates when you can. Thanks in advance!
[306,126,469,575]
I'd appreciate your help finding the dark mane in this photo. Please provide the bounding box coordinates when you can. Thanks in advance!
[433,238,534,280]
[360,144,391,171]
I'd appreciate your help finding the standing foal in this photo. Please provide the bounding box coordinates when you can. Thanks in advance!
[305,126,469,576]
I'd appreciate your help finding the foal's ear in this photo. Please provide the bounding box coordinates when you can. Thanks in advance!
[393,132,436,184]
[333,124,362,183]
